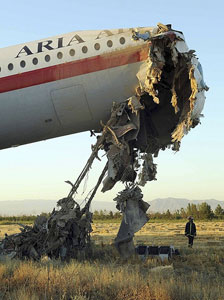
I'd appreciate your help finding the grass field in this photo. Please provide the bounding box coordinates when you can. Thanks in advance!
[0,221,224,300]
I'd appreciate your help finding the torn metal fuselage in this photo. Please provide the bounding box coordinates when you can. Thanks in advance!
[99,24,208,256]
[101,24,208,193]
[134,24,207,147]
[114,186,149,259]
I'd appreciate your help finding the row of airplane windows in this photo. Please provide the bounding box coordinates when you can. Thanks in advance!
[0,37,126,73]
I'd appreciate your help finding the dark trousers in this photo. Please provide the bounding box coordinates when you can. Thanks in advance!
[188,235,194,246]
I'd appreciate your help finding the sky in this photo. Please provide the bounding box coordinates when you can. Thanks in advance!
[0,0,223,205]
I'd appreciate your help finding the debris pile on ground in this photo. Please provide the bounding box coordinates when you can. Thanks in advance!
[0,198,93,261]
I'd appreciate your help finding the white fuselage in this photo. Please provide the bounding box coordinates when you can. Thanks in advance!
[0,28,151,150]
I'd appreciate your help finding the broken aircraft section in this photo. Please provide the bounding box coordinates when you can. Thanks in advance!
[0,24,208,260]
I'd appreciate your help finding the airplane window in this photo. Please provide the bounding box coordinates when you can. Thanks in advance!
[107,40,113,47]
[32,58,38,65]
[120,37,125,45]
[8,63,14,71]
[0,67,1,72]
[69,49,75,56]
[94,43,100,50]
[82,46,88,54]
[57,52,63,59]
[20,60,26,68]
[45,55,50,62]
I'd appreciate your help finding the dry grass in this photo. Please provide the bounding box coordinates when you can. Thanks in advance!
[1,221,224,300]
[1,221,224,240]
[0,224,21,239]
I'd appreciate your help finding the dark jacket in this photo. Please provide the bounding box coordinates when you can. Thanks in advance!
[185,221,196,236]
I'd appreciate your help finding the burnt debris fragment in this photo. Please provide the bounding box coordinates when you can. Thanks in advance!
[0,198,93,261]
[114,186,150,258]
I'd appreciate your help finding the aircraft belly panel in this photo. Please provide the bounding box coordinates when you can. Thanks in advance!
[51,85,92,128]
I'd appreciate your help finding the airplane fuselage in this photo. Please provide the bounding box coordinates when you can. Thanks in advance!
[0,28,150,149]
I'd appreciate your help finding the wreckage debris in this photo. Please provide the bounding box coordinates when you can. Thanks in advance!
[0,23,208,260]
[0,198,93,261]
[136,245,180,261]
[114,186,150,258]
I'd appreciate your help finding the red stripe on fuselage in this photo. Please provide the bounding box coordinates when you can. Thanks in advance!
[0,44,148,93]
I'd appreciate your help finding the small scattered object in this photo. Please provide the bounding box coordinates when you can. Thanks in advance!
[136,245,179,261]
[148,246,159,255]
[150,264,174,273]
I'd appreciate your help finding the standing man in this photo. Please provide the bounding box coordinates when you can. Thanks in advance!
[185,216,196,247]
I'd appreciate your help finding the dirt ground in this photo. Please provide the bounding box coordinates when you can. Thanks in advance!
[1,220,224,244]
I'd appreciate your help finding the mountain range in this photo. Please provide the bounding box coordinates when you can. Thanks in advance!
[0,198,223,216]
[148,197,224,213]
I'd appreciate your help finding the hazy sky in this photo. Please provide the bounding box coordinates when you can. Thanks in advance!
[0,0,223,204]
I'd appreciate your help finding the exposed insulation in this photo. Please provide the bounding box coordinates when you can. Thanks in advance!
[134,23,208,145]
[144,44,165,104]
[171,86,179,114]
[157,22,169,34]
